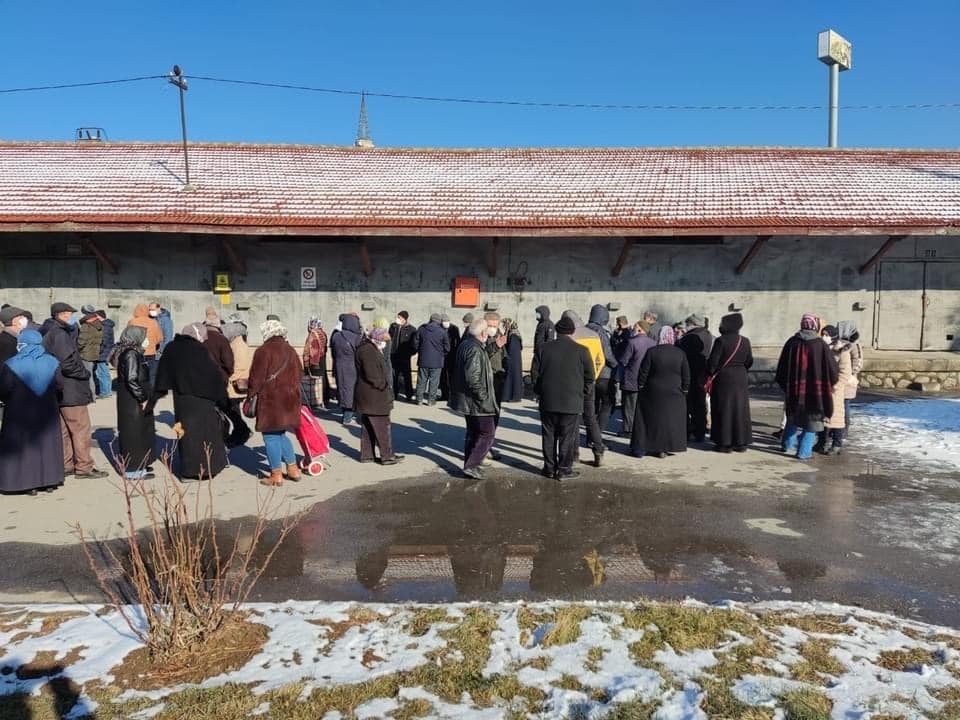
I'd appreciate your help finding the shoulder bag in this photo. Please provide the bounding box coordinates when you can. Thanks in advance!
[704,336,742,395]
[242,353,290,419]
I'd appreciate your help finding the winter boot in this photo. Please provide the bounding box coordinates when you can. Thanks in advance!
[797,431,818,460]
[782,423,800,454]
[285,463,302,482]
[260,469,284,487]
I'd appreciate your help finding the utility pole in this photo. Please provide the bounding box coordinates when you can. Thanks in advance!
[817,30,852,148]
[167,65,192,188]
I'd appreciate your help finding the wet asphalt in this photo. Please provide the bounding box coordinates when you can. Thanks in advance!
[2,413,958,627]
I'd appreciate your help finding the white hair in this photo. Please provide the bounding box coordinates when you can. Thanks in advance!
[469,318,488,339]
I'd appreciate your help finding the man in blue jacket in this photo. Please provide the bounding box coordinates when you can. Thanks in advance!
[413,313,451,405]
[148,302,174,354]
[95,309,115,399]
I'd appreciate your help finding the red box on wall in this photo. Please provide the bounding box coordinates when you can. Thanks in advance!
[452,276,480,307]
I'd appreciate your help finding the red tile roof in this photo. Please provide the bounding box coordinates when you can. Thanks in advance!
[0,142,958,236]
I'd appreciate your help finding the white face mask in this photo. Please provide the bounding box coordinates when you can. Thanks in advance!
[142,339,151,349]
[442,321,450,329]
[148,310,159,318]
[16,317,28,330]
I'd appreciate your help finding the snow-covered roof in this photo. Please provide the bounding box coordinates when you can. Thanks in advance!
[1,142,958,236]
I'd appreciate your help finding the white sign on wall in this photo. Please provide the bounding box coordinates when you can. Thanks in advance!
[300,266,317,290]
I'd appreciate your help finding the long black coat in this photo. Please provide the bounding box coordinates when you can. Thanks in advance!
[355,339,393,416]
[42,320,92,407]
[776,331,839,423]
[154,335,228,480]
[116,348,157,471]
[0,332,18,366]
[634,345,690,454]
[533,306,556,357]
[531,336,594,415]
[502,333,524,403]
[0,365,64,493]
[331,317,362,410]
[707,331,754,448]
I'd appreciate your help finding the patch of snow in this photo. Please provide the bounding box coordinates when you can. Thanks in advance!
[654,685,706,720]
[855,398,960,470]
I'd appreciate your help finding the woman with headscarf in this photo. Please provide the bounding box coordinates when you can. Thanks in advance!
[355,327,403,464]
[817,324,856,455]
[153,324,230,480]
[248,319,303,486]
[111,326,156,479]
[302,317,330,408]
[706,313,754,453]
[330,314,362,425]
[222,317,252,448]
[0,330,63,495]
[501,318,524,403]
[372,317,393,392]
[632,326,690,459]
[775,314,839,460]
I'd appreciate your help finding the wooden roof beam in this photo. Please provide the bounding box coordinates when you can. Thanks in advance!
[486,237,499,277]
[859,235,906,275]
[220,236,247,276]
[82,236,118,274]
[611,238,633,277]
[359,240,373,277]
[734,236,770,275]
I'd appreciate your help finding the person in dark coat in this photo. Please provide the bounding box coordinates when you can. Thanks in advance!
[413,313,451,405]
[43,302,108,479]
[0,329,64,495]
[586,305,618,434]
[501,318,524,403]
[331,314,363,425]
[0,306,29,366]
[449,319,500,480]
[533,305,557,358]
[203,317,235,382]
[531,315,594,479]
[439,314,461,402]
[303,317,331,406]
[112,325,156,479]
[355,327,403,465]
[776,314,839,460]
[616,321,657,437]
[95,310,115,399]
[633,326,691,458]
[707,313,754,453]
[77,307,103,400]
[677,314,714,443]
[248,319,303,486]
[152,326,230,480]
[389,310,417,402]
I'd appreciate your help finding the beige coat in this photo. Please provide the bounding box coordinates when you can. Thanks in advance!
[228,336,253,399]
[825,344,856,429]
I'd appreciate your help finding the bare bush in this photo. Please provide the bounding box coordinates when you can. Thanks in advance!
[75,446,300,662]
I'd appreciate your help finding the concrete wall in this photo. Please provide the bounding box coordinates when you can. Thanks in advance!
[1,233,958,352]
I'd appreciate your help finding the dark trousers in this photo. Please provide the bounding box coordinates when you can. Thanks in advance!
[146,356,159,387]
[581,384,604,451]
[594,377,615,434]
[687,385,708,441]
[541,411,579,474]
[621,390,638,434]
[360,414,393,461]
[392,356,413,400]
[464,415,497,470]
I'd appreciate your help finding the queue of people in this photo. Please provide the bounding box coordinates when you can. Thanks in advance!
[0,297,863,495]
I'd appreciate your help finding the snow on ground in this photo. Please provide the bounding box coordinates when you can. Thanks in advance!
[853,398,960,470]
[1,600,959,719]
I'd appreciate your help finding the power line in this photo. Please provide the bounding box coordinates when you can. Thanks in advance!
[0,75,167,95]
[0,72,958,112]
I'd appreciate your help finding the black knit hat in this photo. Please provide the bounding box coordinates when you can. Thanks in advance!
[555,316,576,335]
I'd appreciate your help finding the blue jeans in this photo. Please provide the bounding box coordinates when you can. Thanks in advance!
[263,431,296,470]
[416,367,442,403]
[95,361,113,398]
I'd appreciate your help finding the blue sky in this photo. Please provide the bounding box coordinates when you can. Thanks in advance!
[2,0,958,148]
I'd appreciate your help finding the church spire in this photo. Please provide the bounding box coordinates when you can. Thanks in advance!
[355,92,374,148]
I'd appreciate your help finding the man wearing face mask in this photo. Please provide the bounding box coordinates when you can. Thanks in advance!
[0,306,30,365]
[388,310,417,402]
[128,304,163,385]
[43,302,108,479]
[148,302,174,355]
[484,312,508,461]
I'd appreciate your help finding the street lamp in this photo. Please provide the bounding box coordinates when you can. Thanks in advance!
[817,30,852,148]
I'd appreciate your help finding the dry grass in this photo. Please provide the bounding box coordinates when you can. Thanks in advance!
[603,698,661,720]
[586,645,606,673]
[699,678,775,719]
[521,656,551,671]
[2,611,88,643]
[710,637,779,682]
[405,608,455,637]
[552,674,584,691]
[780,688,833,720]
[761,612,854,636]
[389,698,434,719]
[791,640,846,683]
[876,647,939,671]
[309,607,382,648]
[541,606,592,647]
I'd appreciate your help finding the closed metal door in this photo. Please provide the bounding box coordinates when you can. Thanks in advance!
[0,257,100,308]
[921,262,960,351]
[877,262,924,350]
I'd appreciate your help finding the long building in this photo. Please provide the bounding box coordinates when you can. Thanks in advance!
[1,142,958,362]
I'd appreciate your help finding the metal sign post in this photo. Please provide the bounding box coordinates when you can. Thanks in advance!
[817,30,853,148]
[167,65,192,188]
